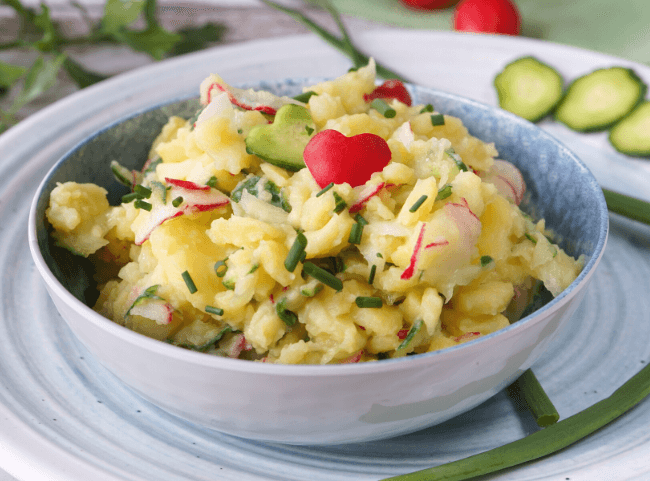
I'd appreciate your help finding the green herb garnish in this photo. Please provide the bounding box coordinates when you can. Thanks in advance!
[371,98,396,118]
[348,222,364,245]
[368,264,377,285]
[355,296,382,308]
[134,199,152,211]
[214,259,228,278]
[480,255,494,267]
[205,305,224,316]
[276,298,298,326]
[285,232,308,272]
[316,182,334,197]
[172,196,183,208]
[293,90,317,103]
[430,113,445,126]
[181,270,197,294]
[436,183,453,201]
[206,176,218,188]
[396,319,422,351]
[408,195,428,213]
[302,262,343,291]
[333,192,347,213]
[446,148,469,172]
[419,104,434,113]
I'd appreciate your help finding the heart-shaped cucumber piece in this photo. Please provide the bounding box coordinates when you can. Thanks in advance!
[245,104,315,171]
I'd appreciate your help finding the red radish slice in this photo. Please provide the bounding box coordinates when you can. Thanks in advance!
[364,80,412,106]
[129,300,174,325]
[425,236,450,249]
[349,182,386,213]
[203,78,304,115]
[443,197,481,253]
[216,333,251,358]
[303,130,392,189]
[454,332,481,343]
[340,350,363,363]
[397,329,409,339]
[481,160,526,205]
[135,179,230,245]
[401,223,427,280]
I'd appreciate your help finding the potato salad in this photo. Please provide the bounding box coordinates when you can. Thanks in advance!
[46,60,583,364]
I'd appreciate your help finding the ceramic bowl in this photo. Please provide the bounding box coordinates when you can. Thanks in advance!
[28,79,608,445]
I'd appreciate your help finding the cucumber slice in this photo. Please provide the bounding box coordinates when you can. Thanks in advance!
[609,100,650,157]
[494,56,564,122]
[554,67,647,132]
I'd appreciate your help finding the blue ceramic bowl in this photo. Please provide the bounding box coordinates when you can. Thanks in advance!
[29,80,608,445]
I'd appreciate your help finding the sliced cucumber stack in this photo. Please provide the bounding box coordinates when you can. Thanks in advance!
[609,101,650,157]
[554,67,647,132]
[494,56,564,122]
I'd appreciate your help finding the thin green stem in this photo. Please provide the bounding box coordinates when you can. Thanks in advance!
[382,361,650,481]
[509,369,559,427]
[260,0,408,81]
[603,188,650,226]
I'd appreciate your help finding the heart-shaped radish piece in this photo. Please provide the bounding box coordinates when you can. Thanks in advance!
[364,80,412,106]
[303,130,392,188]
[245,104,315,171]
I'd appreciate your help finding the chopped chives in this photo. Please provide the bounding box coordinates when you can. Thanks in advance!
[397,319,423,351]
[333,192,347,213]
[368,264,377,284]
[305,126,314,135]
[205,305,224,316]
[121,192,139,203]
[430,113,445,126]
[436,183,453,201]
[134,200,152,211]
[348,222,364,245]
[371,98,396,118]
[526,233,538,244]
[172,196,184,207]
[134,184,152,198]
[276,298,298,326]
[420,104,434,113]
[214,259,228,277]
[302,262,343,291]
[446,148,469,172]
[355,296,382,308]
[409,194,428,213]
[480,255,494,267]
[293,90,317,103]
[354,213,369,226]
[316,182,334,197]
[376,252,383,258]
[206,176,218,188]
[181,270,197,294]
[285,232,308,272]
[508,369,560,428]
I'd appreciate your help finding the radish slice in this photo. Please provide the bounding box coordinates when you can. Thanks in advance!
[215,332,251,358]
[443,198,481,253]
[425,236,449,249]
[129,301,174,325]
[401,223,427,280]
[125,285,174,325]
[339,350,363,363]
[200,75,304,115]
[454,332,480,343]
[349,182,386,213]
[482,160,526,205]
[134,179,230,245]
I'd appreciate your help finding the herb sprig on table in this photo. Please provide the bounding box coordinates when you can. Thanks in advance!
[0,0,225,133]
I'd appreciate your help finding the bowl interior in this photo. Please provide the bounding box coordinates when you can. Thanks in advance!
[33,80,607,321]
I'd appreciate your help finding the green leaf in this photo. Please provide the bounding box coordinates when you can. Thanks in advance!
[168,23,226,56]
[101,0,146,34]
[116,25,182,60]
[10,53,65,114]
[0,61,27,88]
[63,57,108,89]
[33,3,59,51]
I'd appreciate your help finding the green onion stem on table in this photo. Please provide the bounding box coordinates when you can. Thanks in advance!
[263,1,650,479]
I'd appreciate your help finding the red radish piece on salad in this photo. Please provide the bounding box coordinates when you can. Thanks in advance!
[443,197,482,252]
[454,0,521,35]
[364,80,412,106]
[303,130,391,189]
[128,301,174,325]
[349,182,386,213]
[481,160,526,205]
[201,75,304,115]
[340,350,363,363]
[401,223,427,280]
[134,178,230,245]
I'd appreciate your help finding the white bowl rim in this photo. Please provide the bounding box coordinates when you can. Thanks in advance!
[28,81,609,377]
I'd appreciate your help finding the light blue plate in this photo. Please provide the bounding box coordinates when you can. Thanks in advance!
[2,31,650,481]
